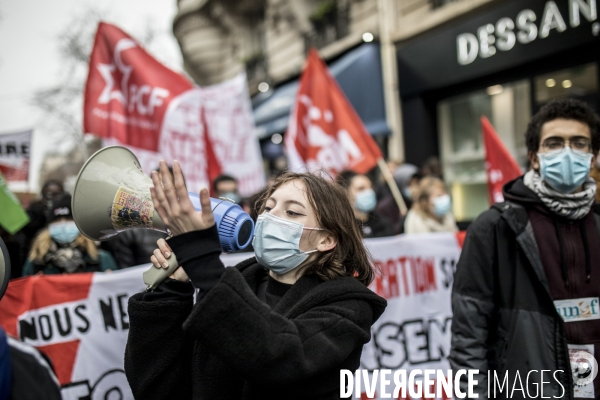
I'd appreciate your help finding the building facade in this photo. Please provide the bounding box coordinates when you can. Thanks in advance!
[395,0,600,219]
[173,0,600,221]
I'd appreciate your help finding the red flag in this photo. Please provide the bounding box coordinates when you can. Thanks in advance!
[83,22,226,193]
[84,22,192,151]
[482,116,522,204]
[285,49,382,176]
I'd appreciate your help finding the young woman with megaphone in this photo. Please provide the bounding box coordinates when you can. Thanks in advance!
[124,160,387,400]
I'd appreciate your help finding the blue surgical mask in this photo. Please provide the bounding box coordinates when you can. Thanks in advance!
[538,147,593,193]
[220,192,240,203]
[49,221,80,244]
[355,189,377,213]
[402,188,412,199]
[252,213,322,275]
[433,194,451,218]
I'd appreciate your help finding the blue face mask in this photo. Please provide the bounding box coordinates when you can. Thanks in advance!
[355,189,377,213]
[252,213,322,275]
[538,147,593,194]
[433,194,452,218]
[49,221,80,244]
[220,192,240,204]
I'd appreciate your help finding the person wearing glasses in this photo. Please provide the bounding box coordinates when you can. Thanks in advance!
[450,98,600,399]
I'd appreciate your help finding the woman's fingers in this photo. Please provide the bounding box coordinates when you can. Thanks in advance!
[150,171,170,224]
[199,188,215,225]
[151,249,169,268]
[173,161,191,208]
[159,160,181,217]
[157,239,171,259]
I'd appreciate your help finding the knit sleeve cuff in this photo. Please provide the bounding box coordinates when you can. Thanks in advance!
[167,225,222,264]
[166,225,225,293]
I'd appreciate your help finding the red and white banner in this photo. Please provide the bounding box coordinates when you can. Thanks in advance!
[0,233,463,399]
[482,116,522,204]
[285,49,382,177]
[360,233,462,399]
[85,22,264,196]
[0,130,32,183]
[201,74,266,196]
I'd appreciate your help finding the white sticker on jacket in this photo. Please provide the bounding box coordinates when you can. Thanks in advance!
[568,345,597,398]
[555,298,600,322]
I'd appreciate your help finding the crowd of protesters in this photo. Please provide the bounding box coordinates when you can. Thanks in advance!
[0,153,462,278]
[1,97,600,398]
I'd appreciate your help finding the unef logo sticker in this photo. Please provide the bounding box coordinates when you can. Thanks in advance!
[555,298,600,322]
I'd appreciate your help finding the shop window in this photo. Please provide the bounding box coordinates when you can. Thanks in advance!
[438,80,530,221]
[534,63,598,105]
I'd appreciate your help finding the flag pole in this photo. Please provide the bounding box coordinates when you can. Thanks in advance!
[376,158,407,215]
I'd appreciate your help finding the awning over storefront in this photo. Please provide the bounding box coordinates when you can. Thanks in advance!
[253,42,390,140]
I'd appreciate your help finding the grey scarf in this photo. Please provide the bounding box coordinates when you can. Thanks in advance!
[43,241,86,273]
[523,169,596,220]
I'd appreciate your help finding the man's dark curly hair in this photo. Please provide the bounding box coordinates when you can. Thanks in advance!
[525,97,600,155]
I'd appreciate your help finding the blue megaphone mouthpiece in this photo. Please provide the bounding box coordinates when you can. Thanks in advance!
[187,193,254,252]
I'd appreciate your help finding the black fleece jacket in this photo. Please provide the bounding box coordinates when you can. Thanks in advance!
[124,226,387,400]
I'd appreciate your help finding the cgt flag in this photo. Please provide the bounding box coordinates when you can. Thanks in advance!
[285,49,381,176]
[84,22,221,193]
[482,116,522,204]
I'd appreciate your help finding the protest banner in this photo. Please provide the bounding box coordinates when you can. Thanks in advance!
[359,233,462,399]
[0,130,32,183]
[85,22,264,196]
[0,233,463,399]
[201,73,266,196]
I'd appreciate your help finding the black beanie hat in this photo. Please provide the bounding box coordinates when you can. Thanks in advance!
[50,194,73,222]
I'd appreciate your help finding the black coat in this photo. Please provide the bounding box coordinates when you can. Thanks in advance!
[125,258,386,400]
[449,177,600,399]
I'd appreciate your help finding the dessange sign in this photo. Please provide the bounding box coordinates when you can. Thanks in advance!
[457,0,598,65]
[396,0,600,97]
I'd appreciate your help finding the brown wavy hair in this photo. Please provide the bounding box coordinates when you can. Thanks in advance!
[29,229,98,263]
[256,172,375,286]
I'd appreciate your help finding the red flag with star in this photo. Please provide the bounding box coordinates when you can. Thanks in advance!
[285,49,382,176]
[482,116,522,204]
[84,22,193,151]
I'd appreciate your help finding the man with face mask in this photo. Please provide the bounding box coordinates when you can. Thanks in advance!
[450,98,600,399]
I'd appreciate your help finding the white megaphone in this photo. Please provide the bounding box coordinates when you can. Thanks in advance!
[71,146,254,290]
[0,237,11,301]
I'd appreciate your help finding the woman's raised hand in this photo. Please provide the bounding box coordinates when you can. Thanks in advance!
[150,160,215,236]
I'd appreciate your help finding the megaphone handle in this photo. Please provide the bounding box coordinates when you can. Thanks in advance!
[143,252,181,291]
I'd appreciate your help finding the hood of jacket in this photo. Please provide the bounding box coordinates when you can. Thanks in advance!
[502,175,543,206]
[235,257,387,325]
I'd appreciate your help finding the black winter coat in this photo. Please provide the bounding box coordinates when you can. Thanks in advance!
[449,177,600,399]
[125,258,386,400]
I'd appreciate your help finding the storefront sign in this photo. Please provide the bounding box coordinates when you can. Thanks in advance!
[396,0,600,97]
[457,0,598,66]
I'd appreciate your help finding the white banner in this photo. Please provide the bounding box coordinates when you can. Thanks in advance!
[360,233,461,399]
[202,73,266,197]
[103,73,265,197]
[0,233,462,398]
[0,129,32,182]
